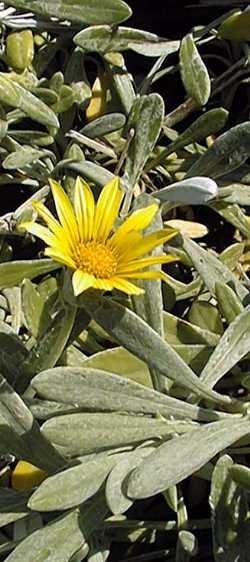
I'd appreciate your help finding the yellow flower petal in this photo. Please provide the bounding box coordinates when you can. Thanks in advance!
[92,278,114,291]
[93,177,123,242]
[111,204,158,248]
[44,247,75,268]
[72,270,95,296]
[117,254,178,274]
[120,229,177,261]
[33,200,63,238]
[49,179,79,244]
[124,271,169,281]
[111,277,145,295]
[22,222,58,246]
[74,176,95,241]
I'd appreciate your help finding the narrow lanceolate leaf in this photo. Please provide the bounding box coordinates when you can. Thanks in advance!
[81,112,126,138]
[181,237,248,300]
[0,75,59,129]
[74,25,178,55]
[19,305,76,392]
[126,418,250,499]
[31,366,227,422]
[154,177,218,205]
[105,446,155,515]
[210,455,250,562]
[131,194,168,392]
[81,293,231,405]
[4,510,85,562]
[215,282,244,324]
[0,374,65,473]
[188,122,250,179]
[199,306,250,390]
[124,93,164,188]
[42,412,196,457]
[179,33,211,106]
[4,0,132,25]
[3,147,54,170]
[28,453,124,511]
[0,260,60,290]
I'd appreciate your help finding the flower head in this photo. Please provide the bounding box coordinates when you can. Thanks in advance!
[22,177,177,296]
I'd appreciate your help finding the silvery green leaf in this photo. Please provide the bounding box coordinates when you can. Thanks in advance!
[179,33,211,106]
[81,113,126,138]
[105,446,155,515]
[0,75,59,129]
[210,455,250,562]
[74,25,179,56]
[126,418,250,499]
[81,293,231,406]
[154,176,218,205]
[181,237,248,300]
[215,282,244,324]
[0,320,28,385]
[4,0,132,25]
[31,366,227,422]
[105,52,135,115]
[28,453,124,511]
[124,93,164,187]
[0,373,66,472]
[218,183,250,205]
[42,412,196,457]
[56,159,115,186]
[188,122,250,179]
[131,193,167,392]
[4,510,86,562]
[212,201,250,238]
[199,306,250,390]
[3,147,55,170]
[0,260,60,290]
[20,305,76,392]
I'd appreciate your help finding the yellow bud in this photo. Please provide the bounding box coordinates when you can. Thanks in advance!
[11,461,47,491]
[86,74,107,122]
[6,30,34,71]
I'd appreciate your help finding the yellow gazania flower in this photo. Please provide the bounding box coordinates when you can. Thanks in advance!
[22,177,178,297]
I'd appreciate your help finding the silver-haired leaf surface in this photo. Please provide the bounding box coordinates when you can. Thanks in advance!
[179,33,210,106]
[181,237,248,300]
[4,509,85,562]
[74,25,179,55]
[124,93,164,188]
[210,455,250,562]
[0,374,65,473]
[154,176,218,205]
[126,418,250,499]
[0,75,59,129]
[4,0,132,25]
[188,122,250,179]
[28,453,124,511]
[199,306,250,389]
[215,282,244,324]
[0,260,60,290]
[81,293,231,405]
[42,412,196,457]
[32,366,228,422]
[81,113,126,138]
[105,446,155,515]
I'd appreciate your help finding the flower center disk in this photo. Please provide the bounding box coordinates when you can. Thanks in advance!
[74,241,117,278]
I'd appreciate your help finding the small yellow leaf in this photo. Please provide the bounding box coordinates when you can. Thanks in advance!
[218,10,250,42]
[11,461,48,491]
[86,74,107,122]
[164,219,208,239]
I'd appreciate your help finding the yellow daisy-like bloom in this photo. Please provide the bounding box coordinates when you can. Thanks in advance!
[22,177,178,296]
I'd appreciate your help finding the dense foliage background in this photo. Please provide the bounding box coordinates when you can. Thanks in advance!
[0,1,249,561]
